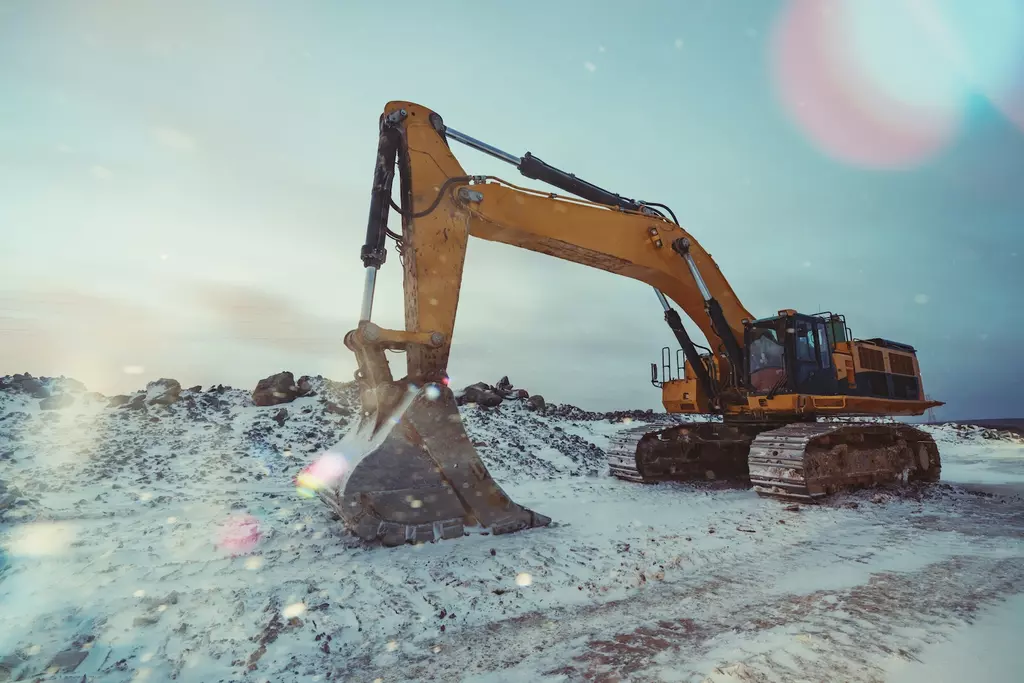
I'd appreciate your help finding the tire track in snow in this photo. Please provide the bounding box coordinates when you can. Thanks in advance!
[348,491,1024,683]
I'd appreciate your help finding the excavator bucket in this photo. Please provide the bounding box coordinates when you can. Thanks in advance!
[307,383,551,546]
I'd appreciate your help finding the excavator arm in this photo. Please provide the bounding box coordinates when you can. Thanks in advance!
[355,101,752,404]
[316,100,758,546]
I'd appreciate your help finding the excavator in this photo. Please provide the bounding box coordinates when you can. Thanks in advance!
[312,100,944,547]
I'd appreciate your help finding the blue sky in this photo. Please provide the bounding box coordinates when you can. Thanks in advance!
[1,0,1022,419]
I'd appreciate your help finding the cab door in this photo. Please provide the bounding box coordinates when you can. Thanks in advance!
[791,318,839,395]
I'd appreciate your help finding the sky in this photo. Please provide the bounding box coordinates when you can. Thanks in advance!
[1,0,1023,420]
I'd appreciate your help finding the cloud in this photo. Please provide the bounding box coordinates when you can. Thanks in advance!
[152,125,197,152]
[0,289,181,392]
[914,294,930,304]
[188,281,349,356]
[89,165,113,180]
[0,283,362,394]
[584,61,597,73]
[674,38,684,49]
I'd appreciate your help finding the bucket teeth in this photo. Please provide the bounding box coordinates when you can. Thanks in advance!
[312,383,550,545]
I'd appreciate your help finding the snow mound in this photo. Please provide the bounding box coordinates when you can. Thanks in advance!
[1,373,1022,682]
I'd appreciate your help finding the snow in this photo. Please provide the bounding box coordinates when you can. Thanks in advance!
[882,592,1024,682]
[921,424,1024,488]
[0,375,1022,682]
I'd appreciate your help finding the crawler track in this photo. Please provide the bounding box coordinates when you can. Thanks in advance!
[748,422,942,501]
[608,420,942,502]
[606,423,676,482]
[606,421,757,484]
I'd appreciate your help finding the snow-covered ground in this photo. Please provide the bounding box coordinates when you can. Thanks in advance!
[0,375,1022,682]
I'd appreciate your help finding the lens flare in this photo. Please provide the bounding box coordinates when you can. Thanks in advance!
[5,522,75,557]
[282,602,306,619]
[770,0,1024,166]
[771,0,960,168]
[216,513,262,555]
[295,452,348,497]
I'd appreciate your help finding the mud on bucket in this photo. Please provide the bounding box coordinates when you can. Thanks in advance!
[305,382,551,546]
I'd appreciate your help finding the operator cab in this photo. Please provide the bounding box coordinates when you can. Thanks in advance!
[745,310,845,396]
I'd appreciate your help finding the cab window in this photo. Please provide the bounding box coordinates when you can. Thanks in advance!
[795,320,817,362]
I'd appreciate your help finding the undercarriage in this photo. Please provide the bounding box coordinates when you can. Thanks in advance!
[606,419,941,501]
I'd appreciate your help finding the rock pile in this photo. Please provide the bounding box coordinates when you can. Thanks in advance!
[457,376,547,412]
[453,376,662,423]
[0,477,33,520]
[252,372,316,407]
[0,373,93,411]
[106,379,190,412]
[0,373,51,398]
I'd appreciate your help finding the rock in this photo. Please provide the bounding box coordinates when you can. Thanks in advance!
[14,377,49,398]
[325,401,349,416]
[515,389,529,399]
[39,394,75,411]
[0,493,18,511]
[107,395,132,408]
[83,391,105,401]
[462,382,504,407]
[273,408,289,426]
[133,615,161,627]
[59,377,88,393]
[144,590,180,607]
[468,387,504,407]
[493,376,516,397]
[188,385,202,392]
[126,395,148,411]
[0,654,25,680]
[525,395,546,412]
[478,390,504,407]
[146,378,182,405]
[462,381,489,396]
[253,372,302,406]
[297,375,315,396]
[46,649,88,672]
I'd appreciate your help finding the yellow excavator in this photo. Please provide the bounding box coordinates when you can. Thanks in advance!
[314,101,943,546]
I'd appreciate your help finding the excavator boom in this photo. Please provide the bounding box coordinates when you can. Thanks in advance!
[359,104,752,393]
[311,101,943,545]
